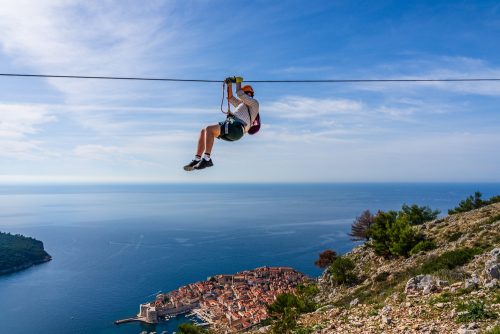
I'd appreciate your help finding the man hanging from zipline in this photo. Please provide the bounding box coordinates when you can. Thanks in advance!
[183,76,260,171]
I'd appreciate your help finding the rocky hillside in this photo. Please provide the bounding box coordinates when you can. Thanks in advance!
[252,202,500,334]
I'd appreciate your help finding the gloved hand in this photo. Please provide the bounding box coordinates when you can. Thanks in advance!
[235,76,243,83]
[224,76,236,84]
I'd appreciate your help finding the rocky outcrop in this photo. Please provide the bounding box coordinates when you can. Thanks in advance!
[484,248,499,282]
[405,275,449,295]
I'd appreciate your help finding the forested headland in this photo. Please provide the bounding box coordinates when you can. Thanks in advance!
[0,231,51,275]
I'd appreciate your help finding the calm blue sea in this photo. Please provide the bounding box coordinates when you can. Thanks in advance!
[0,183,499,334]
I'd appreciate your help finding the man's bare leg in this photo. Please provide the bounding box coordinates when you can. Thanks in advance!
[184,128,208,171]
[192,124,220,170]
[204,124,221,155]
[196,128,206,156]
[184,125,220,171]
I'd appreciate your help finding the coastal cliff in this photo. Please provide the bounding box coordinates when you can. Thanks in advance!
[248,202,500,334]
[0,232,52,276]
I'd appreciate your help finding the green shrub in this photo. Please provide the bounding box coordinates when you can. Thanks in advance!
[329,256,357,285]
[268,293,311,316]
[448,192,500,214]
[447,231,463,242]
[401,203,440,225]
[374,271,390,282]
[486,213,500,225]
[270,306,299,334]
[455,287,475,296]
[178,323,208,334]
[409,240,437,255]
[484,326,500,334]
[388,215,424,256]
[267,292,316,334]
[296,283,319,300]
[418,247,483,274]
[456,300,497,323]
[428,291,451,305]
[367,211,398,256]
[294,326,315,334]
[434,268,469,283]
[368,211,423,257]
[488,195,500,204]
[449,192,484,214]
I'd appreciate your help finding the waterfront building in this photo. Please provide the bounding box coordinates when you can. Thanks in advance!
[142,267,309,331]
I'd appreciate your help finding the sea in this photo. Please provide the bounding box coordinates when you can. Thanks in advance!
[0,183,499,334]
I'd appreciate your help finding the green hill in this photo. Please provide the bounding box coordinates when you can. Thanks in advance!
[0,231,52,275]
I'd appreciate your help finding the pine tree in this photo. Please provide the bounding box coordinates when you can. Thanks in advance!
[400,203,440,225]
[449,192,484,214]
[367,210,397,257]
[368,211,423,257]
[349,210,374,241]
[329,256,356,285]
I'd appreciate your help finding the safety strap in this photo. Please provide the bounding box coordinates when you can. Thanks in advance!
[246,109,253,125]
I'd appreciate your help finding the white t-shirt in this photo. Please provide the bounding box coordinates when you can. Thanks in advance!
[229,90,259,133]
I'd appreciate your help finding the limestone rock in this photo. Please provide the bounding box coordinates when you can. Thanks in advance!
[457,322,480,334]
[380,305,392,315]
[489,247,500,260]
[464,275,480,289]
[484,248,500,280]
[405,275,438,294]
[349,298,359,307]
[381,315,392,325]
[484,278,498,289]
[257,325,270,333]
[437,279,449,287]
[315,304,334,313]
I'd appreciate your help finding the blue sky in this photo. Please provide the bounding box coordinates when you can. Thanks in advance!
[0,0,499,183]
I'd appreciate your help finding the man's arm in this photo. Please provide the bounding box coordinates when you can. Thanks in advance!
[235,76,258,108]
[227,82,242,108]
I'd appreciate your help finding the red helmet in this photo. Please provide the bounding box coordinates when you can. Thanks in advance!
[242,85,254,95]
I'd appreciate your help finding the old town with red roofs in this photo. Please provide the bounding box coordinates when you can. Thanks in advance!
[136,266,310,331]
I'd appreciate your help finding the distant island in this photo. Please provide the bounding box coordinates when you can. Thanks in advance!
[0,231,52,275]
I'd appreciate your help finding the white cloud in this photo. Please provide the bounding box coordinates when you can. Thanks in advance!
[0,1,195,115]
[73,144,156,167]
[0,103,56,138]
[352,56,500,97]
[74,144,121,159]
[0,0,215,166]
[266,96,364,119]
[272,65,337,74]
[0,103,58,159]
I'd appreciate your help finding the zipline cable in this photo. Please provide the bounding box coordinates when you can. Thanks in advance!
[0,73,219,82]
[1,73,500,83]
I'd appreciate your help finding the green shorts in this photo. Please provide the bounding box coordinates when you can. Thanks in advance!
[217,118,245,141]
